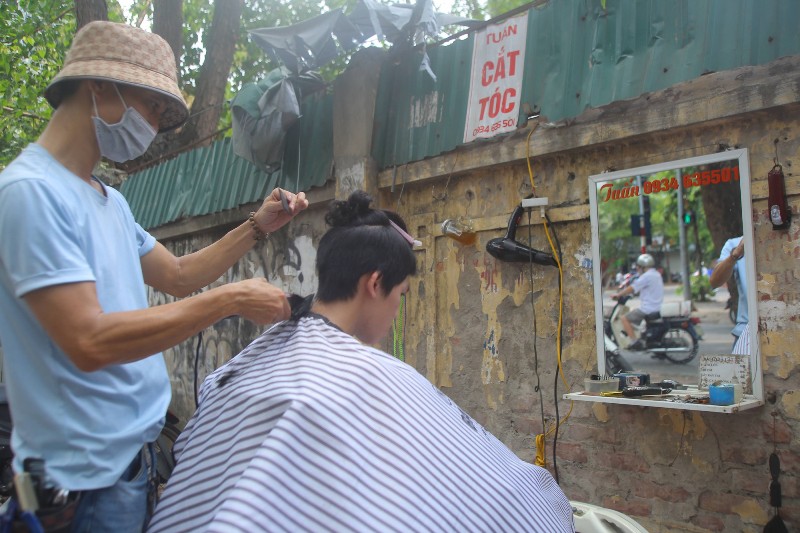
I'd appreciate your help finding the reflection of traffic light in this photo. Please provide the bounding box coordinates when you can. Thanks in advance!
[683,210,694,225]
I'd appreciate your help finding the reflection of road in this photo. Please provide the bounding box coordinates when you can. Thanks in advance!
[603,284,735,385]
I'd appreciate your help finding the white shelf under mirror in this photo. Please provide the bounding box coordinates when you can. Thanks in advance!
[563,390,763,413]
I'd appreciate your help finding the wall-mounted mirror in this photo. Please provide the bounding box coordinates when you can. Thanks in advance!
[587,149,762,406]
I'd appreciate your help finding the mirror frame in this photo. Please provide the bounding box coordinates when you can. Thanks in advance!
[583,148,763,411]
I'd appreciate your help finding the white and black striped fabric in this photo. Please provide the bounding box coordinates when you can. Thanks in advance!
[148,317,575,532]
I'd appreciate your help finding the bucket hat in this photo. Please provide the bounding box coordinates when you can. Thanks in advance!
[44,21,189,133]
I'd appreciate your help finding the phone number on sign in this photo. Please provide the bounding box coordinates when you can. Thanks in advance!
[472,118,515,137]
[682,167,740,189]
[641,167,740,195]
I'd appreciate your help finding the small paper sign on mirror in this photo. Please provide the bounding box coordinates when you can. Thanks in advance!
[698,354,752,394]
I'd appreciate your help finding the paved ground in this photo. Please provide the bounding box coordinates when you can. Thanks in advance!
[602,284,736,386]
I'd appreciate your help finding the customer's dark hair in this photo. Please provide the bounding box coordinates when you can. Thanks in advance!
[316,190,417,302]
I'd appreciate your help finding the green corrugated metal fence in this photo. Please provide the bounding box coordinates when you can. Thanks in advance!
[123,0,800,229]
[121,92,333,229]
[372,0,800,167]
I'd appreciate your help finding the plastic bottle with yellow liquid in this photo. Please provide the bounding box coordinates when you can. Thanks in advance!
[441,218,476,245]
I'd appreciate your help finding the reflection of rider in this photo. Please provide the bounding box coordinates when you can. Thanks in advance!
[614,254,664,351]
[709,236,747,348]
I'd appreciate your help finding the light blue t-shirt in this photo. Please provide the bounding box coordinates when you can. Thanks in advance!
[719,236,748,337]
[0,144,170,490]
[631,267,664,314]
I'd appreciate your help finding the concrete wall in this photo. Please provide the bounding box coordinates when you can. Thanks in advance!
[156,54,799,532]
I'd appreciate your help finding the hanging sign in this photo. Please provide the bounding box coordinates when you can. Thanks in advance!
[463,13,528,143]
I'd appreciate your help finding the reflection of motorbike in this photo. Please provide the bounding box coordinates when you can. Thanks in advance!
[603,314,633,376]
[609,295,702,364]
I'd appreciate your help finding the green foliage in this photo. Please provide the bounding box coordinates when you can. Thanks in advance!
[122,0,358,142]
[0,0,493,164]
[679,273,714,302]
[0,1,76,168]
[454,0,525,20]
[596,168,716,278]
[655,167,715,267]
[0,1,131,168]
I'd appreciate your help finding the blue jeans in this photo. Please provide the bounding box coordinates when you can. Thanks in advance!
[70,446,155,533]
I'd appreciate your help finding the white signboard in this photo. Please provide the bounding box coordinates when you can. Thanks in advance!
[463,13,528,143]
[698,353,752,394]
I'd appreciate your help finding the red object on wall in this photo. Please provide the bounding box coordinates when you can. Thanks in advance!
[767,164,791,230]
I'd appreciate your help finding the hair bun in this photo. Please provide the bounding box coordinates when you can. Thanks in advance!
[325,190,374,227]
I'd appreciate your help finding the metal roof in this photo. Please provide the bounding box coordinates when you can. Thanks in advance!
[372,0,800,167]
[123,0,800,229]
[121,91,333,229]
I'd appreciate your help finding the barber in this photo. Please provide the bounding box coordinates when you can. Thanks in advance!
[709,236,747,349]
[0,21,307,531]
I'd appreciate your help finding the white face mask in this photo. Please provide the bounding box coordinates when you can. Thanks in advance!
[92,84,157,162]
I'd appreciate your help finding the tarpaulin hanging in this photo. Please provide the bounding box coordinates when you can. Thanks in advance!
[249,10,362,75]
[248,0,475,76]
[240,0,475,170]
[231,68,325,172]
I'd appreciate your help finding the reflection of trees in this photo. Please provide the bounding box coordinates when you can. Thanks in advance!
[597,185,639,283]
[700,160,743,306]
[654,167,713,273]
[597,168,722,282]
[701,162,743,253]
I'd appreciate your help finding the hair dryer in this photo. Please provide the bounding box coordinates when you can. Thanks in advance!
[486,205,558,266]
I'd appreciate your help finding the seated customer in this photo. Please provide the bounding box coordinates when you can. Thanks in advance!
[148,190,575,533]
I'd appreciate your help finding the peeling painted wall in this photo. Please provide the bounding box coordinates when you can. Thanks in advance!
[378,143,796,533]
[152,57,800,532]
[368,58,800,532]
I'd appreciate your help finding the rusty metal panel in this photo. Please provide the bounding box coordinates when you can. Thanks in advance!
[373,0,800,168]
[121,92,333,230]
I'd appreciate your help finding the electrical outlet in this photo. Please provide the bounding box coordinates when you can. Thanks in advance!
[520,197,548,208]
[521,197,548,218]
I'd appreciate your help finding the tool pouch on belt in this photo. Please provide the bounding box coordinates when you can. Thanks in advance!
[1,492,81,533]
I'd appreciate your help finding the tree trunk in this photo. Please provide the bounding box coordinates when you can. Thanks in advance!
[152,0,183,68]
[701,161,743,254]
[120,0,244,174]
[177,0,244,149]
[701,159,744,309]
[75,0,108,29]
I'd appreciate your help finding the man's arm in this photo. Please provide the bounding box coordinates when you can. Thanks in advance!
[23,188,307,372]
[143,188,308,297]
[614,284,635,299]
[24,278,288,372]
[709,239,744,289]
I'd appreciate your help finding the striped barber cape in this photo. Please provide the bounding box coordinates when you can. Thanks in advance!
[148,316,575,533]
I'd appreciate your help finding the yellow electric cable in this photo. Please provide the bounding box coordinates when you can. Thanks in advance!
[534,433,547,466]
[526,126,574,467]
[525,123,539,196]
